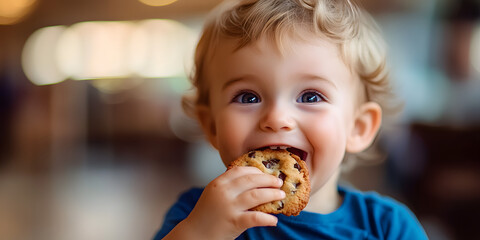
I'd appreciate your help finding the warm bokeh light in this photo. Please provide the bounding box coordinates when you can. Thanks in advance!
[21,19,197,86]
[138,0,178,7]
[129,19,197,78]
[57,21,137,80]
[0,0,37,25]
[21,26,68,85]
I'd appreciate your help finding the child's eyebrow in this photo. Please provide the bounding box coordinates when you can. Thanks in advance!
[221,74,338,91]
[299,73,338,90]
[221,76,253,91]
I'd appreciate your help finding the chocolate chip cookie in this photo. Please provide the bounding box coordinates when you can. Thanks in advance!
[227,149,310,216]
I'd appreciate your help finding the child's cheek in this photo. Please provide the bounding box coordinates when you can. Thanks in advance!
[298,102,350,179]
[308,114,347,178]
[215,112,251,165]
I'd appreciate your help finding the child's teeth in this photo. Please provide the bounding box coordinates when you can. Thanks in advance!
[268,146,287,150]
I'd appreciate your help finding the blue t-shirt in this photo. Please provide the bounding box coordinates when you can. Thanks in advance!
[154,186,428,239]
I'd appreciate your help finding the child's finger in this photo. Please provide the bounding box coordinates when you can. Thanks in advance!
[230,173,283,193]
[236,211,278,230]
[235,188,285,210]
[203,166,270,200]
[223,166,263,180]
[214,166,262,186]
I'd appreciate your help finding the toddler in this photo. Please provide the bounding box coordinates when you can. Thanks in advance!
[155,0,428,239]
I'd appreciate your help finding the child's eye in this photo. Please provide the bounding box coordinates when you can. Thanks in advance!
[232,91,261,104]
[296,90,326,103]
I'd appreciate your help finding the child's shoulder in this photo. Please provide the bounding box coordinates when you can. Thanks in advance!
[339,185,427,237]
[339,185,412,215]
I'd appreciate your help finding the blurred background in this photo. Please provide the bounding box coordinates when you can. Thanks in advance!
[0,0,479,239]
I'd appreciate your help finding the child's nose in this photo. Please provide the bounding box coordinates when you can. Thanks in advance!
[259,104,296,132]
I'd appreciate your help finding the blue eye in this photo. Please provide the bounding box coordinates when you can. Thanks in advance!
[297,91,325,103]
[232,91,260,104]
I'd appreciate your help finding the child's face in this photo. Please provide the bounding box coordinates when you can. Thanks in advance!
[200,35,366,194]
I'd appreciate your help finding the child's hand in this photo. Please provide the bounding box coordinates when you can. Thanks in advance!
[182,166,285,239]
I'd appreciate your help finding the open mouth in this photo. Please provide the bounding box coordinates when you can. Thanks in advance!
[255,146,308,161]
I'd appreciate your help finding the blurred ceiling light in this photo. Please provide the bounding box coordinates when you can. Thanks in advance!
[0,0,37,25]
[129,19,197,78]
[21,19,198,88]
[57,21,136,80]
[21,26,68,85]
[138,0,178,7]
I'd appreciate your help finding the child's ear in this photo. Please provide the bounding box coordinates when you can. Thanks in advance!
[346,102,382,153]
[196,105,218,149]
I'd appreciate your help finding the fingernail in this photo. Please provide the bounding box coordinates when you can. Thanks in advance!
[278,178,283,185]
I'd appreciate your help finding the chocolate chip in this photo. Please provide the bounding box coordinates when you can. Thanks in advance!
[262,158,280,169]
[248,151,256,158]
[277,201,284,210]
[294,163,301,171]
[278,171,286,181]
[291,182,300,194]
